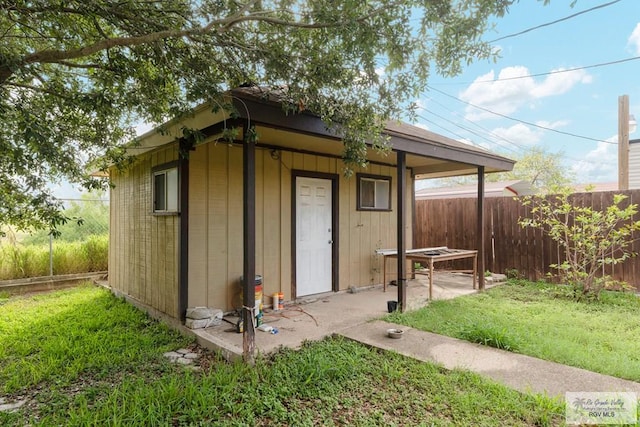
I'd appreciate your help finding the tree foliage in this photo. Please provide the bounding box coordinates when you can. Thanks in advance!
[519,188,640,300]
[427,146,574,192]
[1,0,538,232]
[486,147,574,191]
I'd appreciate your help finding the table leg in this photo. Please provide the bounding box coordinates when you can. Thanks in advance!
[429,258,434,300]
[473,254,477,290]
[383,255,387,292]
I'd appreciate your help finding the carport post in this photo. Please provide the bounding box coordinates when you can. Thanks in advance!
[396,151,407,311]
[477,166,485,291]
[242,127,256,363]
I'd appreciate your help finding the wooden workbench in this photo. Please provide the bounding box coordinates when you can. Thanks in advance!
[376,247,478,299]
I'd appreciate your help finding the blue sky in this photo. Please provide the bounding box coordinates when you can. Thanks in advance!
[417,0,640,185]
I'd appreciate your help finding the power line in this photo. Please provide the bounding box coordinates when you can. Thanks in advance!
[417,110,513,152]
[415,115,472,144]
[488,0,622,43]
[423,97,527,153]
[417,99,610,166]
[431,56,640,86]
[426,85,616,144]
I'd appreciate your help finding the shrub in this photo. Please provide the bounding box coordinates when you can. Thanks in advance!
[519,188,640,301]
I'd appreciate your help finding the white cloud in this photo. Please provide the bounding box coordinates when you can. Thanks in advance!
[135,122,155,136]
[490,123,542,147]
[414,122,430,131]
[628,23,640,55]
[460,66,592,121]
[529,68,592,98]
[570,138,618,183]
[535,120,569,130]
[456,137,475,146]
[414,98,427,110]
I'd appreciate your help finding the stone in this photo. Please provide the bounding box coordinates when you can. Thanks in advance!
[186,307,223,320]
[0,399,27,413]
[163,351,181,360]
[176,348,190,355]
[491,273,507,283]
[183,353,199,360]
[176,357,193,365]
[186,306,214,320]
[185,318,210,329]
[185,316,222,329]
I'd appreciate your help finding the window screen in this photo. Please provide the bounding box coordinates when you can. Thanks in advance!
[153,166,179,213]
[357,174,391,211]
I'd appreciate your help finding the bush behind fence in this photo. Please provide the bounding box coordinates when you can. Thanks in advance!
[414,190,640,290]
[0,198,109,280]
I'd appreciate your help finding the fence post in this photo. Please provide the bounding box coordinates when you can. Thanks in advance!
[477,167,485,291]
[49,234,53,277]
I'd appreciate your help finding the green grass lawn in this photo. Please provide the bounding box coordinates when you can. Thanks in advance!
[0,284,564,426]
[388,279,640,382]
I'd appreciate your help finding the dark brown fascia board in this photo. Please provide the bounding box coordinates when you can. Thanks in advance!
[387,134,514,172]
[231,92,514,171]
[231,95,340,141]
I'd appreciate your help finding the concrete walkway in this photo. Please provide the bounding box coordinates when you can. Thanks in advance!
[339,320,640,398]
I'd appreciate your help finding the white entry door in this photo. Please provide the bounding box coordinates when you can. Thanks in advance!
[296,177,333,297]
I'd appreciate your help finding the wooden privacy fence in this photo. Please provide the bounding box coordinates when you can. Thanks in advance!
[414,190,640,289]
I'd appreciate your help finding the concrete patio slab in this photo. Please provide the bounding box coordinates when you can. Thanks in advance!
[192,272,486,359]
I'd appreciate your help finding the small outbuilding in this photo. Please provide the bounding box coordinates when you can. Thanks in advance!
[415,180,533,200]
[107,87,514,331]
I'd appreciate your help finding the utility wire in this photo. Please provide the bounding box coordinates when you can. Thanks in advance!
[418,98,609,166]
[417,109,522,156]
[488,0,622,43]
[416,111,495,149]
[432,56,640,86]
[423,96,527,153]
[415,116,472,145]
[427,85,616,144]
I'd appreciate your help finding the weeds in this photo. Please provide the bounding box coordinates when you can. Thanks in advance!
[459,324,520,351]
[0,285,564,426]
[0,234,108,280]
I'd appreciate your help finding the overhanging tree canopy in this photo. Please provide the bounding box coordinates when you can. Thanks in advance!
[1,0,540,232]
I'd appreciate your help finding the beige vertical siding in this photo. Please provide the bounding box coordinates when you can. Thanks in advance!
[109,144,180,318]
[188,141,413,312]
[630,142,640,189]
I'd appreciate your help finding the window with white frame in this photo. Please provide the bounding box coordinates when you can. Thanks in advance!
[152,166,179,213]
[357,174,391,211]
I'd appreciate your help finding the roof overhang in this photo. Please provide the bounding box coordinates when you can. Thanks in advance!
[124,88,514,178]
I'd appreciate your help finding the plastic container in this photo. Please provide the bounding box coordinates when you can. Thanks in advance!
[387,300,398,313]
[278,292,284,310]
[239,275,264,325]
[255,284,263,312]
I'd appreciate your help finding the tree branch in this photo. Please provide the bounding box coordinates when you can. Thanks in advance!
[5,82,78,102]
[1,3,393,85]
